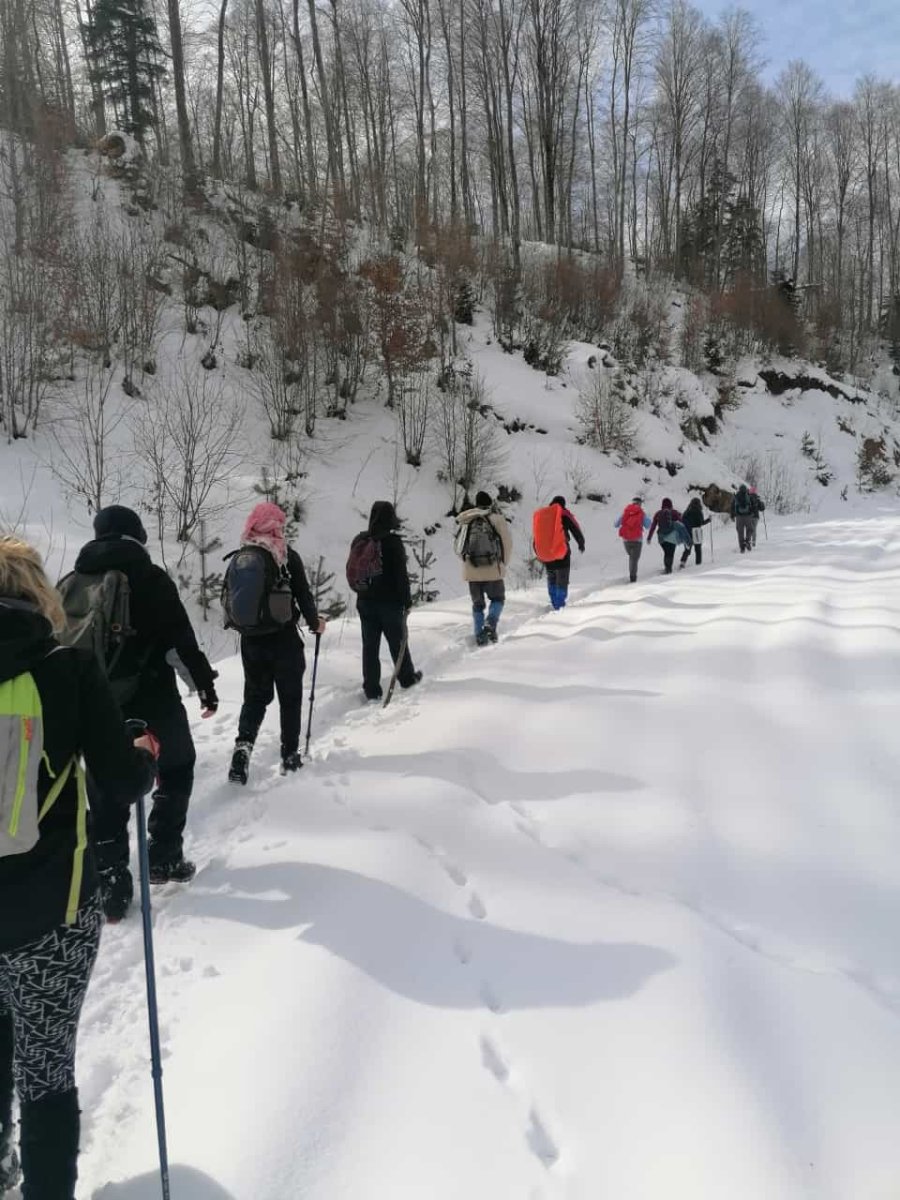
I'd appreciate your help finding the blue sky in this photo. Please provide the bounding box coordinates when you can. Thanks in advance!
[694,0,900,97]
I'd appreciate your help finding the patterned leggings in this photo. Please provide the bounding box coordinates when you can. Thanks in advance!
[0,897,102,1104]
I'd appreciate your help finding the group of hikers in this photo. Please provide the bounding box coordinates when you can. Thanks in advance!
[0,478,765,1198]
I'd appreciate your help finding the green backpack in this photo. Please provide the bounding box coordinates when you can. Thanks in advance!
[0,662,87,922]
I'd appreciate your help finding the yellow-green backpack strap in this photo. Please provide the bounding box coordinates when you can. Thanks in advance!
[64,762,89,925]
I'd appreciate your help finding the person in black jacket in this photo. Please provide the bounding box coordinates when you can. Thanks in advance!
[679,497,711,568]
[0,536,156,1200]
[544,496,585,610]
[228,502,326,784]
[356,501,422,701]
[69,505,218,920]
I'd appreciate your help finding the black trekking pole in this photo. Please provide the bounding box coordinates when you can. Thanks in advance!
[709,518,715,562]
[383,613,410,709]
[126,720,170,1200]
[304,632,322,758]
[763,510,768,541]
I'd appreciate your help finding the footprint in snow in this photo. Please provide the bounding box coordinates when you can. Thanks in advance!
[468,893,487,920]
[453,938,472,965]
[480,1035,510,1082]
[480,983,502,1014]
[526,1110,560,1168]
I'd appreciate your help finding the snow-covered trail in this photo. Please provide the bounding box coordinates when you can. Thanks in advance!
[77,513,900,1200]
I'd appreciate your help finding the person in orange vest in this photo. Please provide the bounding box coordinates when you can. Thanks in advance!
[533,496,585,610]
[615,497,651,582]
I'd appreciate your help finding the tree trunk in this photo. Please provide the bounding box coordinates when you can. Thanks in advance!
[166,0,197,190]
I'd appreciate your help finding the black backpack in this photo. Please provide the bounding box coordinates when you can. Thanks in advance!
[57,570,144,704]
[657,509,674,536]
[734,491,751,516]
[222,546,293,635]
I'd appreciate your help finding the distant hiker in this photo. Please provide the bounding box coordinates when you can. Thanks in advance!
[532,496,585,610]
[454,491,513,646]
[615,497,651,583]
[61,506,217,921]
[225,502,327,785]
[347,501,422,701]
[731,484,755,553]
[0,537,157,1199]
[680,497,711,568]
[749,487,766,547]
[647,498,685,575]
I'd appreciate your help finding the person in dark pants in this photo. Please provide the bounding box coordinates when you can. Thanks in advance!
[229,503,326,784]
[455,490,513,645]
[356,502,422,700]
[679,497,711,568]
[647,498,684,574]
[70,506,217,921]
[543,496,585,609]
[0,537,156,1200]
[615,498,651,582]
[730,484,755,552]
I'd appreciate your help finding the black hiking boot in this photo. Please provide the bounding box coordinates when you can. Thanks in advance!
[485,624,498,643]
[98,864,134,923]
[280,752,303,774]
[148,855,196,885]
[229,741,252,785]
[475,629,489,647]
[401,670,423,689]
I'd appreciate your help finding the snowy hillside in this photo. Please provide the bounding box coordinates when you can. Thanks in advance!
[50,506,900,1200]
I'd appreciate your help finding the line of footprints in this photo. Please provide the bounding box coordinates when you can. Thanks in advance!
[321,774,562,1184]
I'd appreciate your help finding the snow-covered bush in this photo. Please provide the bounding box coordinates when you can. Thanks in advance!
[431,363,504,500]
[728,450,809,514]
[576,371,637,456]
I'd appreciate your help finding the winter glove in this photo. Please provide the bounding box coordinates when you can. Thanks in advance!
[198,685,219,716]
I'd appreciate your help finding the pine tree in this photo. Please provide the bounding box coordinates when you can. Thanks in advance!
[722,196,766,286]
[308,555,347,619]
[410,537,439,604]
[87,0,166,140]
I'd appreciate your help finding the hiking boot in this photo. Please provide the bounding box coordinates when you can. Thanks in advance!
[229,741,252,785]
[401,670,423,689]
[485,624,498,644]
[475,629,489,647]
[148,856,196,885]
[280,752,303,774]
[98,864,133,923]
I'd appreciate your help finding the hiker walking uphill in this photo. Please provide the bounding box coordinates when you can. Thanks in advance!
[615,498,651,583]
[346,501,422,702]
[532,496,585,610]
[680,497,711,568]
[0,537,157,1200]
[647,498,686,575]
[455,491,513,645]
[749,487,766,547]
[225,503,327,786]
[61,506,217,922]
[731,485,756,553]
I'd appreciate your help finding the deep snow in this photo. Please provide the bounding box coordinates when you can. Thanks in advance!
[43,507,900,1200]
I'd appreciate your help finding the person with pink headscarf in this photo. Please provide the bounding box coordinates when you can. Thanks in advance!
[228,503,326,783]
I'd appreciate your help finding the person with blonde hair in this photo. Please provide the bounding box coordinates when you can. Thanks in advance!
[0,536,156,1199]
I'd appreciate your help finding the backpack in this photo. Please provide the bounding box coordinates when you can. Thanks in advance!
[457,515,503,568]
[1,659,77,862]
[734,490,751,516]
[57,570,142,705]
[619,504,645,541]
[222,546,293,635]
[346,533,383,594]
[657,508,675,536]
[532,506,567,563]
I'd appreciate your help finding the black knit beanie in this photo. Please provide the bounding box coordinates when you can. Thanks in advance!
[475,491,492,508]
[93,505,148,544]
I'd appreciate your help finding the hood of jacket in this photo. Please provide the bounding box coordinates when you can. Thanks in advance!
[73,536,152,576]
[369,501,400,539]
[456,505,493,528]
[0,600,56,685]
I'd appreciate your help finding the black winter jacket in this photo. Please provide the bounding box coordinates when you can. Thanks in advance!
[71,536,216,694]
[0,605,155,951]
[356,502,412,610]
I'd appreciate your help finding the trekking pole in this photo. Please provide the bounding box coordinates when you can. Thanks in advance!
[709,519,715,562]
[127,720,171,1200]
[304,632,322,758]
[383,613,410,709]
[763,510,768,541]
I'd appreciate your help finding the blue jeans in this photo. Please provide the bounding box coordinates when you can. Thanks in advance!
[469,580,505,635]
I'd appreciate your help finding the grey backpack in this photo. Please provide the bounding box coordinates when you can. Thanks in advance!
[57,570,141,704]
[459,516,503,568]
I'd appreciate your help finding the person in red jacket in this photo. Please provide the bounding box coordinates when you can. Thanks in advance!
[615,497,651,582]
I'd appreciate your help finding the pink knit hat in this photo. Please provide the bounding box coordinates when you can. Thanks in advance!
[242,502,288,564]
